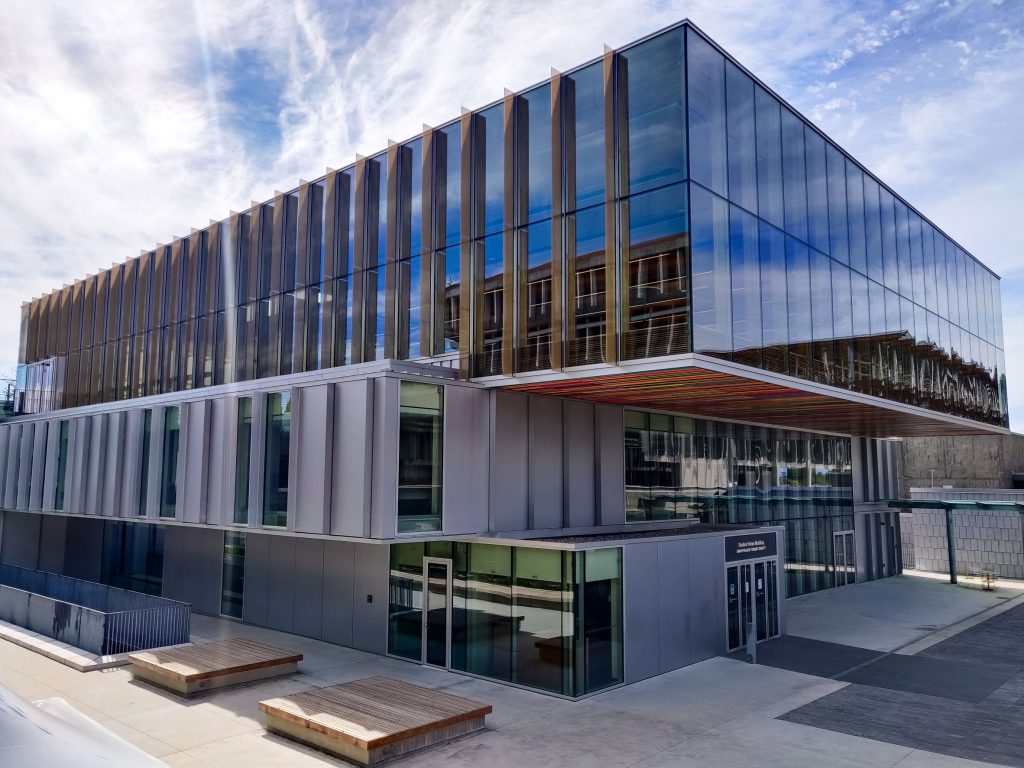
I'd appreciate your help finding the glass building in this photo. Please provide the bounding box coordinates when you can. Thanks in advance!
[1,21,1008,698]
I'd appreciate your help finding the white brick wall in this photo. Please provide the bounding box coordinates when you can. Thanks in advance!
[904,505,1024,579]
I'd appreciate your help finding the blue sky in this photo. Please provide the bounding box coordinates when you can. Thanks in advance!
[0,0,1020,426]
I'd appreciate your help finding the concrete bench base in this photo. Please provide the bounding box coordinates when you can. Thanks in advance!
[265,708,486,765]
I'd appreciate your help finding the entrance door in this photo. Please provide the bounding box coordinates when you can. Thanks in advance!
[833,531,856,587]
[726,559,779,652]
[422,558,452,668]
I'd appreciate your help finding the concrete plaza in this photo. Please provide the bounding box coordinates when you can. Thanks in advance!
[0,572,1020,767]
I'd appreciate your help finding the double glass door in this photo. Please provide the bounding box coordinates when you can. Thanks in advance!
[422,558,452,668]
[726,559,780,652]
[833,531,856,587]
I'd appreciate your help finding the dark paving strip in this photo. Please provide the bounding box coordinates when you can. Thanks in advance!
[921,602,1024,668]
[727,635,882,678]
[838,653,1019,703]
[781,683,1024,768]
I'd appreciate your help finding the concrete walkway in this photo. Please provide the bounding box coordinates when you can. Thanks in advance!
[786,570,1024,652]
[0,606,1008,768]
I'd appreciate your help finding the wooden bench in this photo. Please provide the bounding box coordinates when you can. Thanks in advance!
[259,676,492,765]
[129,638,303,697]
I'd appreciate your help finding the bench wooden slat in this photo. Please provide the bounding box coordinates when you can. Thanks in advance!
[129,638,303,683]
[259,676,492,750]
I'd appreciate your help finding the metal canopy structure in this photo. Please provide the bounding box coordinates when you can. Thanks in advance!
[890,498,1024,585]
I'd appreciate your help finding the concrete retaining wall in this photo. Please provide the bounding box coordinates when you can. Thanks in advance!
[0,586,105,653]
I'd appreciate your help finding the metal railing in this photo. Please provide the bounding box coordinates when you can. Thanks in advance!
[0,564,190,656]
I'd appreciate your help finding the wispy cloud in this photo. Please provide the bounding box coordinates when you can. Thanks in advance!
[0,0,1020,425]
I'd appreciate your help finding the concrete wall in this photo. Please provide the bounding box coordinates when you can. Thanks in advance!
[0,363,627,543]
[239,533,388,654]
[487,393,626,533]
[898,434,1024,496]
[622,528,782,684]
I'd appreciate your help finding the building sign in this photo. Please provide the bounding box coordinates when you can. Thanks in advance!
[724,532,778,562]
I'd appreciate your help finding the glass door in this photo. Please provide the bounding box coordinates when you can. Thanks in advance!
[422,558,452,668]
[833,531,856,587]
[726,559,780,652]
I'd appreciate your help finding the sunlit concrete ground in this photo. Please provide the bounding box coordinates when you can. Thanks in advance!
[787,569,1024,652]
[0,573,1019,768]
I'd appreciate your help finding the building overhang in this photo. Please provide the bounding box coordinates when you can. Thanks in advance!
[484,354,1009,439]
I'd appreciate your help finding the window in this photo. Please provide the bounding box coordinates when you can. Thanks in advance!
[623,183,689,360]
[398,382,443,533]
[263,392,291,527]
[159,406,180,518]
[53,420,69,510]
[100,521,165,595]
[221,531,245,619]
[138,409,152,516]
[388,541,621,697]
[624,410,853,596]
[234,398,252,524]
[623,27,686,194]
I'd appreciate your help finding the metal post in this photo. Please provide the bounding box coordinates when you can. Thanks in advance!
[945,506,958,585]
[746,621,757,664]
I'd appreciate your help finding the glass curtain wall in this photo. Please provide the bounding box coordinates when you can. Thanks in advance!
[397,381,444,532]
[621,28,690,362]
[565,62,606,366]
[625,409,853,596]
[684,26,1004,425]
[387,541,622,697]
[20,22,1004,428]
[263,392,291,527]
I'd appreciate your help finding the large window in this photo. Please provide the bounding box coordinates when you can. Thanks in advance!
[138,409,152,516]
[159,406,180,518]
[263,392,291,527]
[387,541,622,697]
[623,183,689,360]
[624,409,853,596]
[397,381,443,533]
[220,531,245,619]
[233,397,252,524]
[53,420,69,510]
[100,520,165,595]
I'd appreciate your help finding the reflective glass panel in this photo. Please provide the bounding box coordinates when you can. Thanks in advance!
[234,397,252,525]
[397,382,443,533]
[687,29,727,196]
[623,183,689,360]
[522,84,552,222]
[263,392,290,527]
[754,87,783,228]
[690,185,732,357]
[159,406,179,518]
[623,27,686,194]
[569,62,605,210]
[781,109,808,243]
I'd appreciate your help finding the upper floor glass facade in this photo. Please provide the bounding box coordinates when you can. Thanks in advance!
[18,22,1006,427]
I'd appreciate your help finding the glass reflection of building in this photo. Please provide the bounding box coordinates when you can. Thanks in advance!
[388,542,623,697]
[625,411,853,596]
